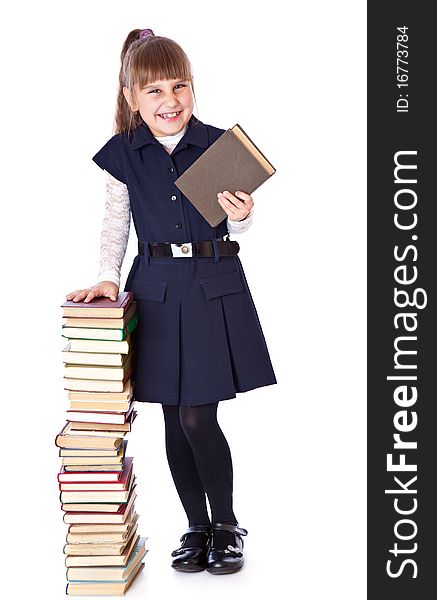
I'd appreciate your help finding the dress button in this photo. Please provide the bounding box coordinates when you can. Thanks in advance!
[175,223,182,229]
[171,195,177,201]
[168,167,174,173]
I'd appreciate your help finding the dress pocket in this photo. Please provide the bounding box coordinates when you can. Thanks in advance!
[129,279,168,302]
[200,271,244,300]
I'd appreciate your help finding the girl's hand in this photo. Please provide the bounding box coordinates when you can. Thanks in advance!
[65,281,119,303]
[217,190,254,222]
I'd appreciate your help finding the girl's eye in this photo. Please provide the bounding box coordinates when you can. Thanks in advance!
[148,84,186,94]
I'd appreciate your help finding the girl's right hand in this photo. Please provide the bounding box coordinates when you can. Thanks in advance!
[65,281,119,303]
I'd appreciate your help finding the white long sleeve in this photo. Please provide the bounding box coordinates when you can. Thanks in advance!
[98,170,131,288]
[227,207,254,233]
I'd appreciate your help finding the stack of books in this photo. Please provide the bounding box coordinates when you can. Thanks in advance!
[56,292,147,595]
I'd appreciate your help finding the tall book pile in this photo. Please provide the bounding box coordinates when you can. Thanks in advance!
[56,291,147,595]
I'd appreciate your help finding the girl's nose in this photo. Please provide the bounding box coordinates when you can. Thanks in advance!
[163,91,179,105]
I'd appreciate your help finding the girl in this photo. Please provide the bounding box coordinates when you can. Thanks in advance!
[66,28,277,575]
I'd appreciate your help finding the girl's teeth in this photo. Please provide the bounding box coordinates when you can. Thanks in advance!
[160,112,180,119]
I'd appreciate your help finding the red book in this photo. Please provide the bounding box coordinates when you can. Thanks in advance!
[65,403,135,426]
[61,292,134,318]
[58,457,133,489]
[62,489,137,522]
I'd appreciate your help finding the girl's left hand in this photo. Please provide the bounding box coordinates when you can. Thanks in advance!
[217,190,254,222]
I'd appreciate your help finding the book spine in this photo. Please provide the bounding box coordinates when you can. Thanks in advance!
[125,312,139,338]
[232,124,276,172]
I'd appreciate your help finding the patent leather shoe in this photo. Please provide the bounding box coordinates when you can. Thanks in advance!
[171,524,211,572]
[206,522,248,574]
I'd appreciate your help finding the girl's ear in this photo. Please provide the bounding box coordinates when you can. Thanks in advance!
[122,87,138,112]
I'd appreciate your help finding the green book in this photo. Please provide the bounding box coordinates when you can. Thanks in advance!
[62,312,139,341]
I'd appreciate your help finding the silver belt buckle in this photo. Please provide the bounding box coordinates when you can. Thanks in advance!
[170,242,193,257]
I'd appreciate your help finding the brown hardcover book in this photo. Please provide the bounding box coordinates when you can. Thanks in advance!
[63,353,132,382]
[59,440,127,457]
[66,512,139,544]
[55,422,124,450]
[66,560,144,595]
[68,399,132,412]
[58,457,133,485]
[174,123,276,227]
[67,411,137,433]
[64,529,139,565]
[61,291,134,318]
[62,346,128,367]
[67,508,136,534]
[64,522,138,555]
[63,367,132,393]
[62,301,137,328]
[59,473,135,504]
[66,535,146,583]
[62,488,137,521]
[68,379,134,401]
[65,404,135,426]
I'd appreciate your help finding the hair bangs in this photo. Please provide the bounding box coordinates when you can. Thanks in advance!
[130,38,192,90]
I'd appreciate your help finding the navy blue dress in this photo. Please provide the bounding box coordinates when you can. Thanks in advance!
[92,115,277,406]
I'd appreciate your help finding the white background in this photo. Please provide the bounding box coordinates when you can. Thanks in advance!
[0,1,366,597]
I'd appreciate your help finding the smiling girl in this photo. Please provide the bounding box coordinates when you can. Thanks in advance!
[66,28,277,575]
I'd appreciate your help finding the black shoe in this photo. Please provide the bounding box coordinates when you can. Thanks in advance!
[171,524,211,572]
[206,522,248,575]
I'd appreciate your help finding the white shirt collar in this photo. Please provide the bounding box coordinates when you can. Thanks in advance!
[154,124,188,145]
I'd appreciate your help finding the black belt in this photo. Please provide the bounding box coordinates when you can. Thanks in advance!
[138,238,240,258]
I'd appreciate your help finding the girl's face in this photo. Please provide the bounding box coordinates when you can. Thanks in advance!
[124,78,194,137]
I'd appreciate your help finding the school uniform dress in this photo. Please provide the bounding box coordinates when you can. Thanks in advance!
[92,114,277,406]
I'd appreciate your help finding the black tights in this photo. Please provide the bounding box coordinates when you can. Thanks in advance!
[162,402,238,548]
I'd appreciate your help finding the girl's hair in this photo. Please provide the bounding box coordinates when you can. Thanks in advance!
[114,29,196,138]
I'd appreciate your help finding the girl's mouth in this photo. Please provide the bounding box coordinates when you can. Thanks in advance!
[158,111,182,122]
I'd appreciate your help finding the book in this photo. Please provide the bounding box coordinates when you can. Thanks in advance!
[63,354,132,382]
[67,512,139,543]
[59,473,135,503]
[62,311,138,341]
[64,463,123,471]
[67,336,133,354]
[63,489,137,522]
[66,405,135,426]
[59,457,133,489]
[67,508,136,534]
[66,418,135,434]
[66,535,146,581]
[55,422,124,450]
[64,428,127,439]
[174,123,276,226]
[59,468,121,482]
[63,371,132,393]
[68,380,133,401]
[63,522,138,555]
[62,346,127,367]
[60,440,127,457]
[65,531,140,566]
[61,292,134,318]
[65,512,139,544]
[66,561,144,595]
[68,399,133,412]
[62,301,138,329]
[67,410,135,431]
